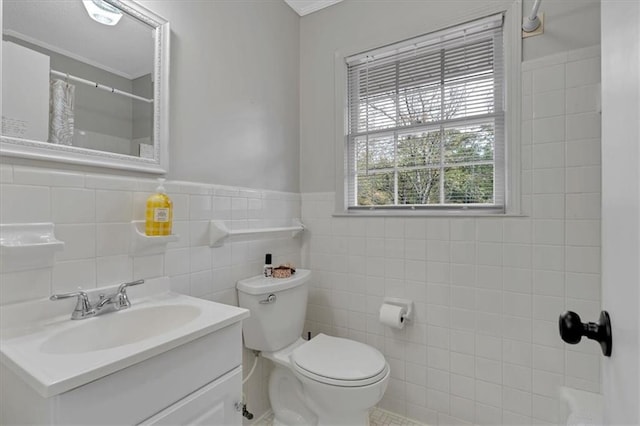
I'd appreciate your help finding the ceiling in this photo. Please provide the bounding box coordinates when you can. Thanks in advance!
[2,0,154,80]
[283,0,344,16]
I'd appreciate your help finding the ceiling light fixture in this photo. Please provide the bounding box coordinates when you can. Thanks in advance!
[82,0,123,26]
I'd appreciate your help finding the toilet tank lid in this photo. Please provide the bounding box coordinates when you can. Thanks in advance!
[236,269,311,295]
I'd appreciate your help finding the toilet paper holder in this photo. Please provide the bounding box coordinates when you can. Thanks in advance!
[382,297,414,322]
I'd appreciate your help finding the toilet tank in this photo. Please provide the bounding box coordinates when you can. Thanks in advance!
[236,269,311,352]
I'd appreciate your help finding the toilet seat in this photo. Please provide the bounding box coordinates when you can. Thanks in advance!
[291,334,388,387]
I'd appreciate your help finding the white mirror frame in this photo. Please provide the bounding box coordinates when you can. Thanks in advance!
[0,0,170,174]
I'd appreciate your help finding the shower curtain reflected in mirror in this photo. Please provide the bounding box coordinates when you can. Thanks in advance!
[49,79,75,146]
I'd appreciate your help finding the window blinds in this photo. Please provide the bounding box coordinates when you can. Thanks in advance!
[346,13,505,211]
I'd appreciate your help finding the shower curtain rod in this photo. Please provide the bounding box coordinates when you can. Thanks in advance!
[522,0,542,32]
[50,69,153,104]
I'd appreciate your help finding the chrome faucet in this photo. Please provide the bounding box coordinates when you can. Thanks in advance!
[50,279,145,320]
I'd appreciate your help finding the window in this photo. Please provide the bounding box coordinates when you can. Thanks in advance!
[345,14,505,213]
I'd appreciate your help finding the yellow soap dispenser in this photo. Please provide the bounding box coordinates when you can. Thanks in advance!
[145,178,173,236]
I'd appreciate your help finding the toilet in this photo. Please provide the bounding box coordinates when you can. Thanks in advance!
[237,269,390,426]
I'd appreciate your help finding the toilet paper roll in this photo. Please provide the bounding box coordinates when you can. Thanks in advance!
[379,304,407,329]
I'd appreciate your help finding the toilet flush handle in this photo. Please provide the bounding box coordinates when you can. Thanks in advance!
[259,294,277,304]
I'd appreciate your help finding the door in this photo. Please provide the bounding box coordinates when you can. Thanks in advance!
[601,1,640,425]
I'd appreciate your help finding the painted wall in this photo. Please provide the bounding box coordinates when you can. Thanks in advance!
[2,0,301,194]
[132,74,153,142]
[144,0,301,193]
[522,0,600,61]
[299,0,601,193]
[132,74,154,156]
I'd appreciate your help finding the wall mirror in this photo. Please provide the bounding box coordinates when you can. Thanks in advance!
[0,0,169,173]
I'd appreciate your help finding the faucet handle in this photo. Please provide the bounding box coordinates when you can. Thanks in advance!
[115,279,145,309]
[117,279,145,294]
[50,291,95,320]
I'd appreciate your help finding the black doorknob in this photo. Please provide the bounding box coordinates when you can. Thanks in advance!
[559,310,612,357]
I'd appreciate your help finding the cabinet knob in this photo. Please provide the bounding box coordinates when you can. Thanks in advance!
[559,310,612,357]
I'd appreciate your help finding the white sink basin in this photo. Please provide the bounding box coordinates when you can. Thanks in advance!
[40,304,201,354]
[0,277,250,397]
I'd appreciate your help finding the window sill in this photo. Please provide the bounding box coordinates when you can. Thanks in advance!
[332,210,527,218]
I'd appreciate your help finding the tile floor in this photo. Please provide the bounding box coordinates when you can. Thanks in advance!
[369,408,426,426]
[254,407,426,426]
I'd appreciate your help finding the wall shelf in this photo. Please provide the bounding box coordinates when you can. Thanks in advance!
[209,220,304,247]
[0,223,65,272]
[130,221,179,256]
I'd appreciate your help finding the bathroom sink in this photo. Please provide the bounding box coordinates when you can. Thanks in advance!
[40,304,201,354]
[0,277,250,397]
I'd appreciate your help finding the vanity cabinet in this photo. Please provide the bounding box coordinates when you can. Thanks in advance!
[140,366,241,425]
[0,322,244,425]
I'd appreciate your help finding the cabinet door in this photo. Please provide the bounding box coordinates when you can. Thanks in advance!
[139,367,242,426]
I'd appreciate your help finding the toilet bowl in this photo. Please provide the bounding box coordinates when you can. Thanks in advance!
[263,335,390,426]
[237,270,389,425]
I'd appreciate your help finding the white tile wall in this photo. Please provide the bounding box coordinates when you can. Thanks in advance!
[0,165,302,421]
[0,168,301,303]
[300,46,602,426]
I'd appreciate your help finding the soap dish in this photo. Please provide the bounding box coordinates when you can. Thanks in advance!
[0,223,65,272]
[130,221,179,256]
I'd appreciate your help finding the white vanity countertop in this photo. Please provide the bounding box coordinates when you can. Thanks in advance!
[0,278,249,398]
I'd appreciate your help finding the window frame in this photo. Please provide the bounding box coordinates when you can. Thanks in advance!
[333,1,522,217]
